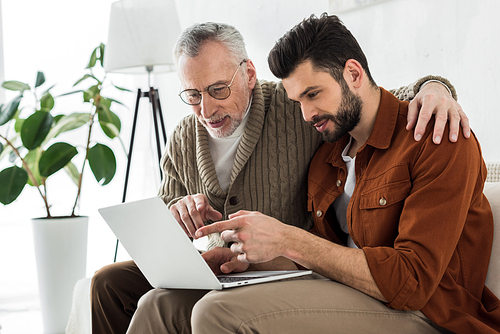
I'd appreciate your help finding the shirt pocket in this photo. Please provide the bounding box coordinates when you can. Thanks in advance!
[359,179,411,209]
[357,179,411,246]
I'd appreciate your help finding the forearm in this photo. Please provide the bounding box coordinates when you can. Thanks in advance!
[390,75,457,102]
[281,225,387,302]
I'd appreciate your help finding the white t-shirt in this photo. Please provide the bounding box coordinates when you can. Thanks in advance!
[332,137,358,249]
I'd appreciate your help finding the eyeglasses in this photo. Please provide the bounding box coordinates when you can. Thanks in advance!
[179,60,247,105]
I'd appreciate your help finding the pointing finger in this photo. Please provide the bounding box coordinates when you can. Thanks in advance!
[195,219,242,238]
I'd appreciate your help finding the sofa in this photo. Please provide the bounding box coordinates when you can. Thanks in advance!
[484,162,500,298]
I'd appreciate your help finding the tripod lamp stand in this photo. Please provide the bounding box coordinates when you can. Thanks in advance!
[103,0,182,261]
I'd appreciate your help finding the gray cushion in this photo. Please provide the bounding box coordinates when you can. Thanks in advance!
[484,182,500,298]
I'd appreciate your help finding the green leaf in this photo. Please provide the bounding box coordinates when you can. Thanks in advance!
[0,142,3,155]
[113,85,133,92]
[21,111,53,150]
[44,112,90,143]
[0,95,22,126]
[40,92,55,111]
[100,97,112,109]
[53,114,64,124]
[14,118,25,133]
[83,85,100,102]
[8,151,16,163]
[99,119,121,139]
[0,166,28,205]
[83,90,92,103]
[98,43,105,67]
[35,71,45,88]
[24,148,43,186]
[105,97,127,107]
[64,161,80,186]
[87,47,98,69]
[98,106,121,139]
[2,80,30,93]
[73,74,96,87]
[56,90,83,98]
[38,142,78,177]
[88,143,116,185]
[43,84,55,94]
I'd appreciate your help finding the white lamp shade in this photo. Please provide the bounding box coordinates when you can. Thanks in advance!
[104,0,181,74]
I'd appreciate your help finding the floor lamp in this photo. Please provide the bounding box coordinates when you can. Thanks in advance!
[104,0,182,262]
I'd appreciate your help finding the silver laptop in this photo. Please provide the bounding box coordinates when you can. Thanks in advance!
[98,197,312,290]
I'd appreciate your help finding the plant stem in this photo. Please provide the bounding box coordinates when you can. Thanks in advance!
[71,106,96,216]
[0,134,52,218]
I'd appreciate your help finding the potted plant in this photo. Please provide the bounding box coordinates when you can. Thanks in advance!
[0,43,129,333]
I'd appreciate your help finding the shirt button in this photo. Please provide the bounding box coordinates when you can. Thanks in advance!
[336,180,342,187]
[229,196,239,205]
[316,210,323,217]
[379,198,387,206]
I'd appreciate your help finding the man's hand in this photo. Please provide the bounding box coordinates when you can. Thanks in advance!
[170,194,222,238]
[196,210,288,264]
[407,81,470,144]
[198,212,387,302]
[201,247,249,275]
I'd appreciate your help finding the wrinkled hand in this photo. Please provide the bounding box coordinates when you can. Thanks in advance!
[196,210,287,264]
[170,194,222,238]
[201,247,249,275]
[407,81,470,144]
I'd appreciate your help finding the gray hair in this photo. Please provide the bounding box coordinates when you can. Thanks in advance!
[173,22,248,66]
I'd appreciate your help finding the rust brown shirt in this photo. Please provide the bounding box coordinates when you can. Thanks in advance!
[308,88,499,333]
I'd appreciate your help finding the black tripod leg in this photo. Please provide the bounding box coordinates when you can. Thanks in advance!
[114,88,142,263]
[123,89,142,203]
[149,88,164,177]
[154,88,168,145]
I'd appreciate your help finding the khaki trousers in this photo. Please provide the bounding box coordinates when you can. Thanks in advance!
[127,274,451,334]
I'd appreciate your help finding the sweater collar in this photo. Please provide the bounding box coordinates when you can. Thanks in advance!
[229,80,266,185]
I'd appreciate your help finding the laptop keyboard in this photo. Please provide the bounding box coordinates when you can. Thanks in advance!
[218,276,264,283]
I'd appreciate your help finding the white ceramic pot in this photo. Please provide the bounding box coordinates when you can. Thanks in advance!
[31,216,88,334]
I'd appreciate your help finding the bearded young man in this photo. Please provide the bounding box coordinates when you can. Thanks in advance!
[191,15,498,333]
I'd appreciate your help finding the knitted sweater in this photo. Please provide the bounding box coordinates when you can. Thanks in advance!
[159,76,455,249]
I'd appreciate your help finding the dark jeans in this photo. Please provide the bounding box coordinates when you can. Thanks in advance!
[91,260,153,334]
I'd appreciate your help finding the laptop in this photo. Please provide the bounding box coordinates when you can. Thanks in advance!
[98,197,312,290]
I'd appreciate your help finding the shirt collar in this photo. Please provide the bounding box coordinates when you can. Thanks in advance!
[364,87,402,150]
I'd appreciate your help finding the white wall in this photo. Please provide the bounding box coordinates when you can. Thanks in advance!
[333,0,500,161]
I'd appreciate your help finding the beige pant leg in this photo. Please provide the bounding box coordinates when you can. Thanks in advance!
[191,276,448,334]
[127,288,208,334]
